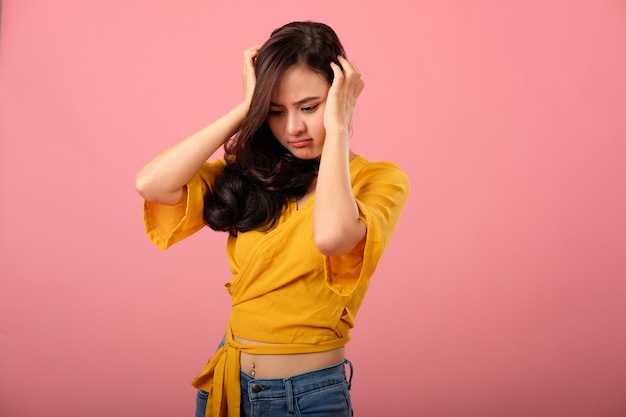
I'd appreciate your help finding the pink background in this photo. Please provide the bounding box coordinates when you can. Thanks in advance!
[1,1,625,416]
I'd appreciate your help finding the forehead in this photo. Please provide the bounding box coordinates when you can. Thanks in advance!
[271,65,329,104]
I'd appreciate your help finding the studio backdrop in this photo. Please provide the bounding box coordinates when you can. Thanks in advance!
[1,1,625,416]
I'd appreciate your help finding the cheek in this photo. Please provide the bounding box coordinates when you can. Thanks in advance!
[315,104,327,133]
[313,113,326,136]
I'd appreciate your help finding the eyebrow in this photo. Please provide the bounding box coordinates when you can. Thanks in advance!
[269,96,321,107]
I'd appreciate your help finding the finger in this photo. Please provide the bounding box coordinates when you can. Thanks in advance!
[243,44,262,65]
[329,61,344,84]
[355,79,365,97]
[336,55,360,76]
[244,44,262,55]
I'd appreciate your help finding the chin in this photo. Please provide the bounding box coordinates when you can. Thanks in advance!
[292,151,322,160]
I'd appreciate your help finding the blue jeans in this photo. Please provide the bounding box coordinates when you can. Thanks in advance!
[195,359,354,417]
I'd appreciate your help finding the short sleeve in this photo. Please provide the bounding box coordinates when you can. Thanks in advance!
[143,159,226,250]
[324,160,410,295]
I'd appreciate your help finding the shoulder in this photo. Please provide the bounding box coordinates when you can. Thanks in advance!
[202,158,227,171]
[196,158,227,180]
[350,155,410,189]
[183,158,228,197]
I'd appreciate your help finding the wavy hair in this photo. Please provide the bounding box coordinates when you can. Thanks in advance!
[204,21,347,235]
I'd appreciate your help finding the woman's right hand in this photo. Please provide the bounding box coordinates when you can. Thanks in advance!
[242,44,262,106]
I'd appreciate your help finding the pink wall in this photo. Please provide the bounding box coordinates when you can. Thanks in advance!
[1,1,625,416]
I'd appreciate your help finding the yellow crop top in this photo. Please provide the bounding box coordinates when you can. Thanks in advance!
[143,155,409,417]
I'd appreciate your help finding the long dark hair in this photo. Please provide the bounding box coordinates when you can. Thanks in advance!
[204,21,347,235]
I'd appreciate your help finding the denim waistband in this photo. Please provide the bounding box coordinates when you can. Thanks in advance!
[240,359,353,399]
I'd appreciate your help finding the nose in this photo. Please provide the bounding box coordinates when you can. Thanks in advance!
[286,111,305,136]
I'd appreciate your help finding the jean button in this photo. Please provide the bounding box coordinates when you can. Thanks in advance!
[251,384,263,393]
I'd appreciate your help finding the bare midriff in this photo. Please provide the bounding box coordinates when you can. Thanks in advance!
[235,336,345,379]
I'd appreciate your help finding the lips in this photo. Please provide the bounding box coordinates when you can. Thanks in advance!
[290,138,312,148]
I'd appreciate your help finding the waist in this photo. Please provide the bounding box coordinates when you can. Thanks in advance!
[240,360,352,398]
[236,336,345,379]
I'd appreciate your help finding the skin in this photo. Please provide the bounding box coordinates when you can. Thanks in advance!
[136,44,366,378]
[267,65,331,160]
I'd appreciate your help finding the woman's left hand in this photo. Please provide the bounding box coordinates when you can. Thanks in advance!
[324,56,365,135]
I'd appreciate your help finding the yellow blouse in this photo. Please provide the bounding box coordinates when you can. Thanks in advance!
[143,155,409,417]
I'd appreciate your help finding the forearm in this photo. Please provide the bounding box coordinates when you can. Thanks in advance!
[313,129,365,256]
[135,102,248,205]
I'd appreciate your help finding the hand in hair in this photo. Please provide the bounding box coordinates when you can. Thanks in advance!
[313,55,366,256]
[242,44,262,107]
[135,46,262,206]
[323,55,365,135]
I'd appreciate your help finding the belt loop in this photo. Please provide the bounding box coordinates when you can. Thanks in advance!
[344,359,354,390]
[284,377,295,413]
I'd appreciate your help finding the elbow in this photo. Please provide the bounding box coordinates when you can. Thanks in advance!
[135,171,179,204]
[314,224,365,256]
[315,236,344,256]
[315,234,350,256]
[135,172,154,200]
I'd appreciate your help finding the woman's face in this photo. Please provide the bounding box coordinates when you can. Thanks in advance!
[267,65,330,160]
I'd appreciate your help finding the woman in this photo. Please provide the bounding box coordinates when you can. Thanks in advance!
[136,21,409,417]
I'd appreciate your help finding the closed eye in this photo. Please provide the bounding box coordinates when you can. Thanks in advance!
[301,104,319,113]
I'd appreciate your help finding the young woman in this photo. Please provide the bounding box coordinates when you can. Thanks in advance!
[136,21,409,417]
